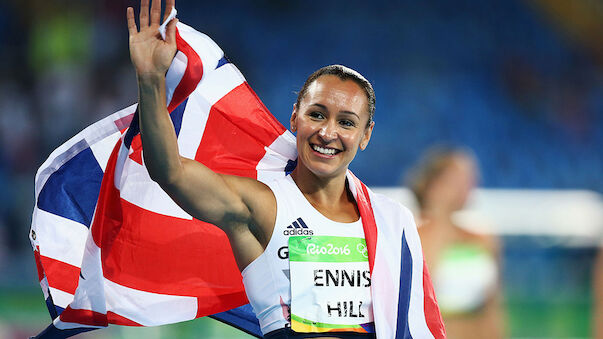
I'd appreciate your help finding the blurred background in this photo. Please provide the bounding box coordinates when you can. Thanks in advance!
[1,0,602,338]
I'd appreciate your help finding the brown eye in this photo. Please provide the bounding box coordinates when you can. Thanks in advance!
[309,111,324,119]
[339,119,355,128]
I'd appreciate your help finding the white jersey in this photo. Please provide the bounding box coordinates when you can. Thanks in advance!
[241,175,373,335]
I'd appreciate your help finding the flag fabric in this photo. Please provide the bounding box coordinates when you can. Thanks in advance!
[30,19,444,339]
[347,172,445,338]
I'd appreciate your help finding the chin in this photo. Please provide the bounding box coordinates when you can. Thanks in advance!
[310,162,349,179]
[299,158,343,178]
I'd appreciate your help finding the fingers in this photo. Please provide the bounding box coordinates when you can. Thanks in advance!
[165,18,178,45]
[126,7,137,36]
[140,0,149,27]
[163,0,175,22]
[150,0,161,25]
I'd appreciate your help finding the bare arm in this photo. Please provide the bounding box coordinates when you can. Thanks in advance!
[126,0,275,267]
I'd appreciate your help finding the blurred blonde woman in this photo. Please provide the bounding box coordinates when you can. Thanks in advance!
[407,147,505,339]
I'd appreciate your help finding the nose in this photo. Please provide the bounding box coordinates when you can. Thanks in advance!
[318,120,338,142]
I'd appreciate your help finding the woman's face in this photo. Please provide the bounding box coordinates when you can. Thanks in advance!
[427,155,477,211]
[290,75,374,179]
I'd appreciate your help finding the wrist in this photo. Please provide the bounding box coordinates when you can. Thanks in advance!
[137,72,166,84]
[137,72,166,102]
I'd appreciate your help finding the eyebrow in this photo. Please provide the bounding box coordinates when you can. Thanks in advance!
[309,103,360,119]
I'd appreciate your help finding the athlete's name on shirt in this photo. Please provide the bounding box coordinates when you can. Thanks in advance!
[326,300,366,318]
[313,269,371,287]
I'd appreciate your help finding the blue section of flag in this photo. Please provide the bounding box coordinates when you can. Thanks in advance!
[396,231,413,339]
[122,98,187,149]
[216,56,229,69]
[211,304,262,338]
[37,147,103,228]
[123,109,139,149]
[170,98,187,137]
[360,321,376,333]
[33,324,97,339]
[285,159,297,175]
[45,296,63,320]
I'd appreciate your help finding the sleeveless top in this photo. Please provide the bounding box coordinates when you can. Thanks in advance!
[241,175,374,335]
[433,243,498,315]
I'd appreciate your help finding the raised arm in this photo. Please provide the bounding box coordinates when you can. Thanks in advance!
[126,0,275,267]
[127,0,181,189]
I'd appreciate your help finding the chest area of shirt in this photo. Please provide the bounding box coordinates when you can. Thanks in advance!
[272,215,364,262]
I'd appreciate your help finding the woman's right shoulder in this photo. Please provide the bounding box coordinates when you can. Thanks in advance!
[221,174,279,206]
[223,174,281,242]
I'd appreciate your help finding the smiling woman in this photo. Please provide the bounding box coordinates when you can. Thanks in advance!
[290,71,374,201]
[128,0,443,338]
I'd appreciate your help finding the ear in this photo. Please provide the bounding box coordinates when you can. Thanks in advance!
[290,103,298,132]
[359,121,375,151]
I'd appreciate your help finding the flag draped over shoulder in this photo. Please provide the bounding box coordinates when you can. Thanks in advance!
[30,19,445,339]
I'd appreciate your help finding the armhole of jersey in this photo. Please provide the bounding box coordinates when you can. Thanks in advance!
[242,178,282,276]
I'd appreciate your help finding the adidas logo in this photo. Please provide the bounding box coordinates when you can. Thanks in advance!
[283,217,314,236]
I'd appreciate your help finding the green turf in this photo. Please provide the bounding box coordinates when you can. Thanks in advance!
[2,287,593,338]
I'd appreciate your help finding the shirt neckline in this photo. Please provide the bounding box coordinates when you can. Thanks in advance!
[284,174,361,226]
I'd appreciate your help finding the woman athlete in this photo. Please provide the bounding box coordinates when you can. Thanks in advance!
[126,0,413,338]
[407,147,503,339]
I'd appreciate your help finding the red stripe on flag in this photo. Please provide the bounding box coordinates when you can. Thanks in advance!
[108,311,142,326]
[196,83,285,177]
[34,248,45,282]
[59,306,108,327]
[422,260,446,338]
[113,113,135,131]
[59,308,148,327]
[129,135,143,165]
[350,173,377,273]
[168,28,204,113]
[196,291,249,318]
[39,255,80,294]
[91,139,124,249]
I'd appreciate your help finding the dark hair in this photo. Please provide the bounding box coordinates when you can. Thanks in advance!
[406,146,477,208]
[295,65,375,126]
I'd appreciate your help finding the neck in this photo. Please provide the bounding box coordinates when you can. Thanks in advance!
[291,166,348,203]
[290,165,358,221]
[421,205,453,222]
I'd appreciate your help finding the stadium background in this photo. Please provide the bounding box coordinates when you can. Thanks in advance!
[0,0,601,337]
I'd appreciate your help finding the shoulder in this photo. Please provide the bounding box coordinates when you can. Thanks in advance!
[221,174,275,198]
[224,175,279,214]
[221,174,278,240]
[451,223,499,255]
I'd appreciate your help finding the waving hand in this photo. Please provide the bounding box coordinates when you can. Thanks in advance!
[127,0,178,76]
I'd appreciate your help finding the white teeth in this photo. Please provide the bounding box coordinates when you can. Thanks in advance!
[312,145,336,155]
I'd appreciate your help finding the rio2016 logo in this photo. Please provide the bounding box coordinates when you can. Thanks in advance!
[306,243,351,256]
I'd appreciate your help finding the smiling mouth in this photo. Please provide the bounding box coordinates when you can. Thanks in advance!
[311,144,341,156]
